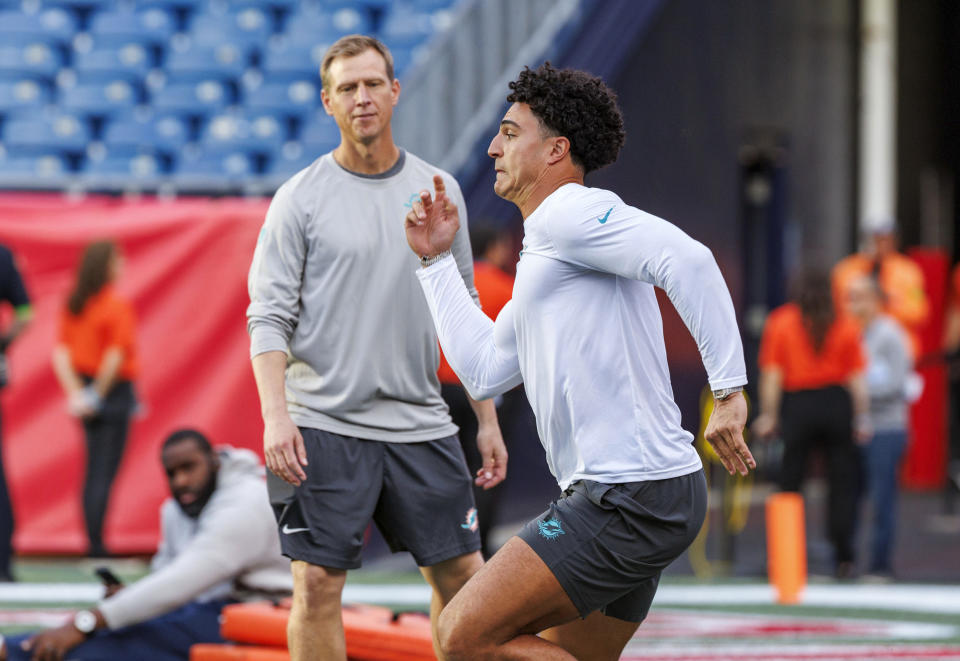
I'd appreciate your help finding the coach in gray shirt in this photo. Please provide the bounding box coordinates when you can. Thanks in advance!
[847,274,912,578]
[246,35,506,661]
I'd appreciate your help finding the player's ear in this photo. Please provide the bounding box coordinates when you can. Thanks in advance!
[391,78,401,107]
[320,88,334,116]
[546,136,571,166]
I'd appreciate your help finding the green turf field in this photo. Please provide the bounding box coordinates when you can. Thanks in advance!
[3,557,959,660]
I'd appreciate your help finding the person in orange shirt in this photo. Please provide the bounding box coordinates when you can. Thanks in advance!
[832,221,928,357]
[753,269,869,579]
[52,241,138,558]
[438,225,515,557]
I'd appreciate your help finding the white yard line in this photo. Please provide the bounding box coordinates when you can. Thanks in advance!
[0,583,957,615]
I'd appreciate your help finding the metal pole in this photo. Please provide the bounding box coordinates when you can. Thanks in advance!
[859,0,897,235]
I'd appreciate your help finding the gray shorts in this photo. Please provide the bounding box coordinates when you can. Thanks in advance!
[268,427,481,569]
[518,470,706,623]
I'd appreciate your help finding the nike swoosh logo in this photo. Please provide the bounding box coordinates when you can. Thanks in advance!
[282,524,311,535]
[597,207,613,224]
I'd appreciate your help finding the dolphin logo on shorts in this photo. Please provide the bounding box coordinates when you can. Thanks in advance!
[460,507,478,532]
[537,517,565,540]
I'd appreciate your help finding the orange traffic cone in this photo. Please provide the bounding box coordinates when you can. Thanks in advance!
[766,491,806,604]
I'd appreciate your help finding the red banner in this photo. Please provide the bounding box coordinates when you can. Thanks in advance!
[905,248,950,489]
[0,193,271,554]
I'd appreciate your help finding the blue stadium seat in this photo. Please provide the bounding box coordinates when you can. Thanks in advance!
[89,7,176,48]
[2,114,91,154]
[0,154,70,182]
[82,153,163,183]
[265,148,318,178]
[404,0,457,10]
[189,8,273,51]
[0,8,78,46]
[172,150,252,182]
[202,0,296,11]
[281,7,370,48]
[151,80,231,117]
[0,79,52,114]
[297,118,340,153]
[243,80,318,117]
[200,111,285,154]
[261,42,325,82]
[43,0,118,8]
[388,45,418,78]
[0,42,62,81]
[138,0,202,9]
[165,44,247,82]
[59,80,139,116]
[102,113,190,154]
[73,45,152,83]
[379,5,452,48]
[316,0,384,15]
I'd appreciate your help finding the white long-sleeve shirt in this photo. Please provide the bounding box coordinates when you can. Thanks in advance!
[417,183,746,490]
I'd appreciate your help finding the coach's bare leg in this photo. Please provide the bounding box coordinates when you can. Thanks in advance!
[541,611,640,661]
[437,536,582,660]
[288,561,348,661]
[420,550,485,659]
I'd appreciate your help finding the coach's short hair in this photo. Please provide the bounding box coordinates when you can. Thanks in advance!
[507,62,625,174]
[320,34,394,91]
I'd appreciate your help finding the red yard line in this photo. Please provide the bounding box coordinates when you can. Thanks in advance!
[621,647,960,660]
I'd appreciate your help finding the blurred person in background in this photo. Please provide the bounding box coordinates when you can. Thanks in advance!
[438,224,516,557]
[847,274,912,580]
[0,244,32,582]
[832,220,929,358]
[247,35,506,661]
[51,241,138,558]
[753,268,870,579]
[0,428,292,661]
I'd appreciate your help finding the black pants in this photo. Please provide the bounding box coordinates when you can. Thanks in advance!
[778,385,860,566]
[948,379,960,514]
[81,379,134,557]
[0,402,13,579]
[441,384,507,559]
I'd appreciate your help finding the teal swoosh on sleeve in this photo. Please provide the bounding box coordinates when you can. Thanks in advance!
[597,207,613,224]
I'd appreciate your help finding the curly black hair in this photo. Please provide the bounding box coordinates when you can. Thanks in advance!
[506,62,625,174]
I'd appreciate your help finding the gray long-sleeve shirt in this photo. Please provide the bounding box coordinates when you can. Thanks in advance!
[247,150,478,441]
[863,315,912,432]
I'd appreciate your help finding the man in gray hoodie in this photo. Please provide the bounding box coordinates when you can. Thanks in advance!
[1,429,291,661]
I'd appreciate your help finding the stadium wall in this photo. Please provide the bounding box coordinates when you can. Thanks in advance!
[0,193,269,554]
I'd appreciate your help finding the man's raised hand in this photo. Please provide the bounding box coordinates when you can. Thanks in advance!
[405,174,460,259]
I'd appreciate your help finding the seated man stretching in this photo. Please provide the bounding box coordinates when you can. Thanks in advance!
[2,429,292,661]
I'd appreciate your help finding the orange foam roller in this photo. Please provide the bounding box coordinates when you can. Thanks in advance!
[217,602,436,661]
[345,610,434,661]
[220,602,392,648]
[766,491,807,604]
[190,644,289,661]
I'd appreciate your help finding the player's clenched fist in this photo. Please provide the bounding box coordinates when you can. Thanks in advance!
[704,392,755,476]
